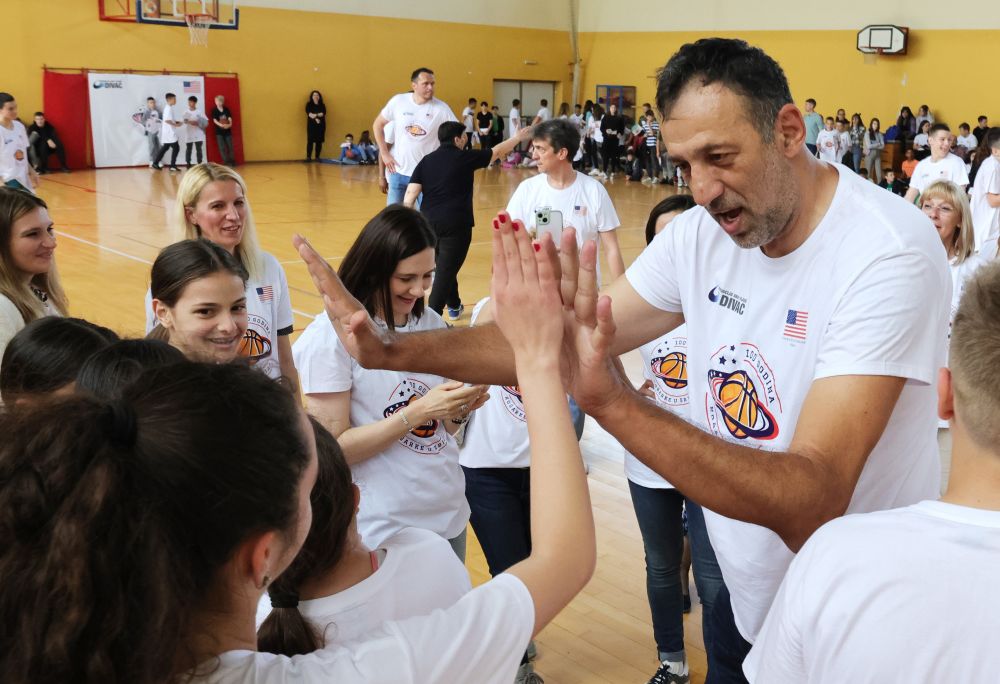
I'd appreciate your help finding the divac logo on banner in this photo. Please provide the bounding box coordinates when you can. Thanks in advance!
[92,80,124,89]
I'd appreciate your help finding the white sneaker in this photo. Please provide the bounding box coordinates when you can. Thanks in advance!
[588,168,601,176]
[641,176,653,185]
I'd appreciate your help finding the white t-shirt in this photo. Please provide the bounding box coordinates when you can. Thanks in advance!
[913,132,929,149]
[625,164,949,641]
[0,293,57,374]
[909,153,970,193]
[625,325,689,489]
[293,309,470,548]
[837,131,851,155]
[971,155,1000,252]
[145,251,294,381]
[569,113,584,133]
[181,108,207,143]
[193,573,533,684]
[508,107,521,135]
[379,93,457,176]
[160,103,179,144]
[957,133,978,149]
[536,106,551,122]
[506,171,620,281]
[0,120,31,190]
[255,527,471,641]
[461,106,475,133]
[744,501,1000,683]
[815,129,839,163]
[460,298,531,470]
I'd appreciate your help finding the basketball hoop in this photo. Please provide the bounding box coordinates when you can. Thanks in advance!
[185,13,213,46]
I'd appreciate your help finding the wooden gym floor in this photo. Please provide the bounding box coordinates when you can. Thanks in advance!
[39,162,705,683]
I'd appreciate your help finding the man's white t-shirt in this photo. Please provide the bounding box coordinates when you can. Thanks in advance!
[293,309,470,548]
[145,252,295,380]
[815,129,839,163]
[160,103,179,144]
[625,164,949,641]
[971,155,1000,252]
[255,527,471,640]
[460,298,531,470]
[461,106,474,133]
[909,153,970,193]
[379,93,457,176]
[744,501,1000,683]
[145,252,294,381]
[192,573,533,684]
[536,106,551,122]
[506,171,620,281]
[182,108,207,143]
[0,120,32,190]
[508,107,521,137]
[625,325,689,490]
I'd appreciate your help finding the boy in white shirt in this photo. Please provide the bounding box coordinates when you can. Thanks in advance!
[152,92,182,171]
[182,95,208,167]
[0,92,37,191]
[835,120,851,166]
[815,117,840,163]
[970,127,1000,255]
[745,260,1000,684]
[956,122,978,159]
[905,123,970,202]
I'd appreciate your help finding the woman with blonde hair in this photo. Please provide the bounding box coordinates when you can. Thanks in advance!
[144,162,298,389]
[0,187,67,361]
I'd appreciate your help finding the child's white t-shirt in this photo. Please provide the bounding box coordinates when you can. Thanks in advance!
[192,573,534,684]
[625,164,948,641]
[815,129,839,162]
[744,501,1000,683]
[909,153,970,193]
[914,132,929,149]
[160,103,179,143]
[255,527,472,642]
[379,93,457,176]
[293,309,470,548]
[957,133,978,149]
[145,252,294,381]
[182,108,207,143]
[0,121,32,190]
[970,155,1000,252]
[625,325,689,489]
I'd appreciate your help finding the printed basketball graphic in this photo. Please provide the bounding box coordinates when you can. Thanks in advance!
[708,369,777,440]
[238,329,271,364]
[14,150,24,161]
[404,124,428,137]
[382,378,447,454]
[501,385,526,421]
[652,351,687,389]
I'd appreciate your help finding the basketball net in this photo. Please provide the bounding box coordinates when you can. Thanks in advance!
[186,14,212,46]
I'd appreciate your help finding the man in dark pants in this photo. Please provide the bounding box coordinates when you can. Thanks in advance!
[27,112,68,173]
[404,120,533,320]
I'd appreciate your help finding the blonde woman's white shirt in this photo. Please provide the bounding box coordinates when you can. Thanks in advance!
[0,120,32,190]
[255,527,471,640]
[460,298,530,469]
[293,309,470,548]
[971,155,1000,252]
[144,251,294,381]
[744,501,1000,683]
[0,294,59,374]
[909,153,970,193]
[193,573,533,684]
[625,325,689,489]
[625,164,948,641]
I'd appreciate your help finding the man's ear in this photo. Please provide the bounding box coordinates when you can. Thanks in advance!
[775,103,807,158]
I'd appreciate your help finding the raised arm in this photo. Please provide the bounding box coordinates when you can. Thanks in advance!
[489,124,533,165]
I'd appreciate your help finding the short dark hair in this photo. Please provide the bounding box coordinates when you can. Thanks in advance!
[0,317,119,402]
[76,339,187,401]
[532,119,580,158]
[480,100,488,107]
[987,128,1000,150]
[410,67,433,82]
[468,97,477,104]
[575,104,581,109]
[188,96,197,103]
[805,98,817,106]
[33,111,44,118]
[656,38,793,143]
[513,98,521,107]
[165,92,176,99]
[338,206,436,331]
[825,117,834,123]
[146,96,155,102]
[0,92,14,108]
[929,122,951,136]
[438,121,466,144]
[540,99,548,106]
[645,195,696,245]
[960,122,970,130]
[979,115,988,123]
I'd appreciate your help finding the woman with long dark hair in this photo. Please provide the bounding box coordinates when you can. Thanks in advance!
[305,90,327,161]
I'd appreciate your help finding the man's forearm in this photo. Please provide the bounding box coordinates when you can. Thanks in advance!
[384,323,517,385]
[595,389,847,551]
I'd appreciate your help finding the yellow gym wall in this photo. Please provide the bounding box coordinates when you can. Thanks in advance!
[577,29,1000,129]
[6,0,571,162]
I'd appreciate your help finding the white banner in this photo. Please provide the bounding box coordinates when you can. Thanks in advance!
[88,73,206,168]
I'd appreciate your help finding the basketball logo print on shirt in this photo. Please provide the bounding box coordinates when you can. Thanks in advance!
[649,333,689,408]
[500,385,526,422]
[704,342,782,441]
[383,378,448,454]
[238,329,271,364]
[404,124,428,137]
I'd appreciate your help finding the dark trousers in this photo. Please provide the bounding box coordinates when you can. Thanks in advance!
[427,224,472,313]
[307,140,323,159]
[463,466,532,576]
[705,584,753,684]
[602,138,621,173]
[30,138,67,171]
[644,145,660,179]
[216,133,235,165]
[585,138,600,169]
[154,141,180,166]
[185,141,204,166]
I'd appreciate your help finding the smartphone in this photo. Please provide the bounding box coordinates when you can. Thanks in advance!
[534,207,564,244]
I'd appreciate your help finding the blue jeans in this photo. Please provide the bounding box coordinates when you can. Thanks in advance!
[463,466,531,576]
[851,144,862,172]
[706,584,752,684]
[686,499,725,650]
[387,172,412,206]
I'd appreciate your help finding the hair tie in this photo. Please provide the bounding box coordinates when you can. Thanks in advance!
[267,586,300,610]
[105,401,138,449]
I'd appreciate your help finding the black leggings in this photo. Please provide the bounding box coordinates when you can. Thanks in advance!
[428,225,473,313]
[307,140,323,160]
[602,139,621,173]
[153,141,179,166]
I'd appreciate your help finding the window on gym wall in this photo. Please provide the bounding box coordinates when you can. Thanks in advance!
[596,85,637,123]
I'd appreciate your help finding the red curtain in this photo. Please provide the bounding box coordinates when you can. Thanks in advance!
[204,75,244,165]
[42,70,90,170]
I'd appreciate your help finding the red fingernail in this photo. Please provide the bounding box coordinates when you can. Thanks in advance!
[512,223,519,231]
[493,219,500,230]
[499,214,507,223]
[533,242,541,252]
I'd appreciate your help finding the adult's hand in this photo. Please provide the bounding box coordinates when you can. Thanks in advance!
[377,174,388,194]
[382,151,399,175]
[293,234,392,369]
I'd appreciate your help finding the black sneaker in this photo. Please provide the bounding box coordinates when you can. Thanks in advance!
[647,661,689,684]
[151,163,163,170]
[168,166,181,173]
